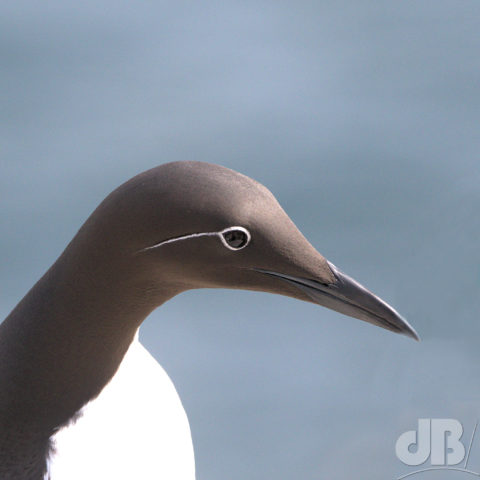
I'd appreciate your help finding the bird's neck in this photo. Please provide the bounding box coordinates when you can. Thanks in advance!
[0,242,176,475]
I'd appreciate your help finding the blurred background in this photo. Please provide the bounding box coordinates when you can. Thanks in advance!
[1,1,479,478]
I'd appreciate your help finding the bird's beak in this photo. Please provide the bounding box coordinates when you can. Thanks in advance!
[255,262,419,341]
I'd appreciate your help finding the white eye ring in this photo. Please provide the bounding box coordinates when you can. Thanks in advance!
[219,226,251,251]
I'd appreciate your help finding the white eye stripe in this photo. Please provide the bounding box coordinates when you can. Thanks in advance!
[139,231,217,252]
[138,226,251,253]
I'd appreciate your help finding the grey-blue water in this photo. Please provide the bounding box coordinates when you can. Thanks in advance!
[1,2,479,478]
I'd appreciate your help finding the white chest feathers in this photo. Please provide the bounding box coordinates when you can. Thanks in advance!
[47,338,195,479]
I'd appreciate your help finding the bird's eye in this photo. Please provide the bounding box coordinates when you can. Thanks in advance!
[220,227,251,251]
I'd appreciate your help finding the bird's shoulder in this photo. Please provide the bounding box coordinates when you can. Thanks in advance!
[47,337,195,480]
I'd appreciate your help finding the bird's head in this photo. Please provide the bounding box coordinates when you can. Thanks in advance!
[81,161,418,340]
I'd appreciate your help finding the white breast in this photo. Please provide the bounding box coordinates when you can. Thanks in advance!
[47,336,195,479]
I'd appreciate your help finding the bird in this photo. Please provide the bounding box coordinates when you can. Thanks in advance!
[0,161,418,479]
